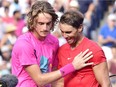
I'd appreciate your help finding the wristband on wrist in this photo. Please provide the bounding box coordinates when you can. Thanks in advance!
[59,63,75,77]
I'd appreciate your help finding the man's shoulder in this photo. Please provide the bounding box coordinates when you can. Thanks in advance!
[84,38,102,51]
[14,32,32,47]
[59,43,68,51]
[88,40,102,52]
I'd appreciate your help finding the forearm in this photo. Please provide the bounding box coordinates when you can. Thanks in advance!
[99,75,112,87]
[36,70,62,86]
[51,78,64,87]
[26,50,93,86]
[37,64,74,86]
[100,81,112,87]
[99,39,110,45]
[98,36,110,45]
[25,64,75,86]
[98,71,111,87]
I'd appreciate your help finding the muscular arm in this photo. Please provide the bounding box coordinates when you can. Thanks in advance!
[25,49,93,87]
[51,78,64,87]
[93,62,112,87]
[25,64,62,86]
[51,68,64,87]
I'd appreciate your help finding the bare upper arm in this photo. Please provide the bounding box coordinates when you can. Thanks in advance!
[51,78,64,87]
[93,62,111,87]
[24,64,42,85]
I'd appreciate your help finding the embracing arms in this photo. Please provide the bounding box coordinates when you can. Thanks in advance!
[25,49,93,86]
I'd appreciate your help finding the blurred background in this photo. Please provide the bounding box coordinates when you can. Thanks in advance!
[0,0,116,86]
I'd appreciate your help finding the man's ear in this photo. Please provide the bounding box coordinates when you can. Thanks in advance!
[78,24,83,33]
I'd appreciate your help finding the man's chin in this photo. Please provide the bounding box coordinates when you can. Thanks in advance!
[67,40,73,44]
[67,41,73,45]
[41,33,48,37]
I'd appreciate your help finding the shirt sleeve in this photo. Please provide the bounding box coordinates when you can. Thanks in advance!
[18,40,37,66]
[89,50,106,67]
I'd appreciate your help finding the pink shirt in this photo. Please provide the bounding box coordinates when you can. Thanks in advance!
[11,32,59,87]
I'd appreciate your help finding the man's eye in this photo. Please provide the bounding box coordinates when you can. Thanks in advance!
[38,22,44,25]
[61,31,71,34]
[65,32,71,34]
[47,22,52,25]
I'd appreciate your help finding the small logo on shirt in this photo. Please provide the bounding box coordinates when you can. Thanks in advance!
[67,58,71,60]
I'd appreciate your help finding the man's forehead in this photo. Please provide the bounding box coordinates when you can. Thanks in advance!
[37,13,52,21]
[37,21,52,24]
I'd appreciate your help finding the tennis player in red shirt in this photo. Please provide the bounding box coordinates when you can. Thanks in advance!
[58,10,112,87]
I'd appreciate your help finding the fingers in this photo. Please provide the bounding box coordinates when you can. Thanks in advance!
[83,51,93,60]
[74,49,92,61]
[83,50,93,66]
[75,49,89,59]
[74,52,82,59]
[84,55,93,62]
[81,49,89,57]
[78,52,82,56]
[84,62,94,67]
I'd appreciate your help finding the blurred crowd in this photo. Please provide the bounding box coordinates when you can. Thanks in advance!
[0,0,116,86]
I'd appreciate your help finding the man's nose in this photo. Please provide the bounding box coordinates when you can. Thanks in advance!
[62,33,68,38]
[43,24,49,30]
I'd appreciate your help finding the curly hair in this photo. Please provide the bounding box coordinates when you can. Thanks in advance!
[27,1,58,31]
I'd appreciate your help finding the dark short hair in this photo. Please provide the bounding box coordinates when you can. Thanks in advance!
[27,1,58,31]
[13,10,20,16]
[111,44,116,48]
[60,11,84,29]
[0,80,7,87]
[0,74,18,87]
